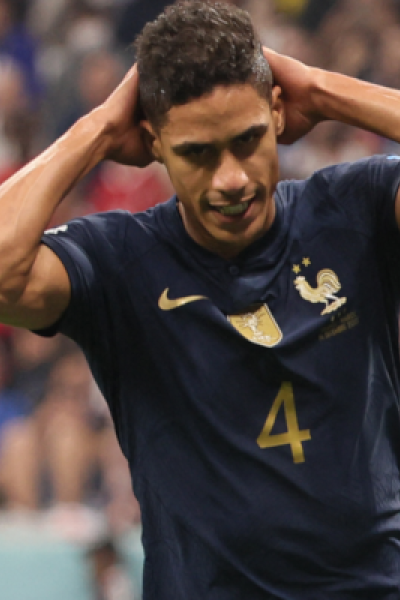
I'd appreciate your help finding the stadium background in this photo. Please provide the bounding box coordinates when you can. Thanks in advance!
[0,0,399,598]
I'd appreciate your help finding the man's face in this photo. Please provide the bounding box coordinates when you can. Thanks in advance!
[146,83,284,259]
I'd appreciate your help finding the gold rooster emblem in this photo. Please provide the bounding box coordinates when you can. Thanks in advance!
[294,268,347,315]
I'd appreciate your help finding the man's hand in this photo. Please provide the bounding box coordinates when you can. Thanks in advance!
[263,48,325,145]
[96,64,153,167]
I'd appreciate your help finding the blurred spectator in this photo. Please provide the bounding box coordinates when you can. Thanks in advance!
[370,24,400,90]
[0,348,99,511]
[0,335,29,441]
[296,0,337,31]
[86,162,174,214]
[9,0,29,23]
[116,0,170,48]
[65,5,115,56]
[9,328,62,407]
[273,0,309,19]
[0,0,42,104]
[35,350,101,507]
[0,343,139,535]
[87,537,136,600]
[0,58,39,170]
[279,121,384,180]
[243,0,324,66]
[53,48,126,139]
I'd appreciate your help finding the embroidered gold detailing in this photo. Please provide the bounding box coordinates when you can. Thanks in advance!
[319,311,359,341]
[228,304,282,347]
[294,268,347,315]
[292,264,301,274]
[158,288,207,311]
[302,257,311,267]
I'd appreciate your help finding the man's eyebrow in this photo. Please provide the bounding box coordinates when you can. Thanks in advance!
[232,123,268,142]
[172,140,212,155]
[172,123,269,155]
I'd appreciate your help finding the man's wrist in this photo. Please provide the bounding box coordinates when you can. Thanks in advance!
[71,107,124,168]
[311,69,367,126]
[307,67,335,123]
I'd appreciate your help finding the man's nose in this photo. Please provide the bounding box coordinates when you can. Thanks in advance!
[211,152,249,196]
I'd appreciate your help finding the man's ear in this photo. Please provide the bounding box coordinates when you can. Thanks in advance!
[271,85,285,137]
[140,121,164,163]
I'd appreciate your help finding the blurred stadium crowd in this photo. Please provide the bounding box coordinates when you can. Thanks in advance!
[0,0,400,597]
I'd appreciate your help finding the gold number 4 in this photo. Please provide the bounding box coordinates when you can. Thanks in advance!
[257,381,311,463]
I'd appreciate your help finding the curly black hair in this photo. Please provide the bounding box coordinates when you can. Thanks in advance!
[134,0,272,129]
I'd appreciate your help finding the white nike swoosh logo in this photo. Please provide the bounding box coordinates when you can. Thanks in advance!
[158,288,207,311]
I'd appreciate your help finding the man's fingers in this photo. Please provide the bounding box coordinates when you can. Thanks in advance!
[118,63,138,87]
[262,47,281,69]
[263,46,277,59]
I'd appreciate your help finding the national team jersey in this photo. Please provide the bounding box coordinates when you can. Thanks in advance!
[41,155,400,599]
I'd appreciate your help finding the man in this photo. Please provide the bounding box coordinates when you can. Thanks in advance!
[2,0,400,597]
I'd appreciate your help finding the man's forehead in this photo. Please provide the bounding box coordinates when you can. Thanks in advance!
[160,83,271,142]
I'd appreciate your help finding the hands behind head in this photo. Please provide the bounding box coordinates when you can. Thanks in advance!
[263,48,325,145]
[98,49,324,168]
[96,64,154,167]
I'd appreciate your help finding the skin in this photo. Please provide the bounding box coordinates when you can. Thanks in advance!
[143,84,285,259]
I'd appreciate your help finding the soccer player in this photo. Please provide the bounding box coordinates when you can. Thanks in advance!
[2,0,400,597]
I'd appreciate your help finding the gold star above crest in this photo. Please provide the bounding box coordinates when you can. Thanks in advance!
[293,264,301,274]
[302,257,311,267]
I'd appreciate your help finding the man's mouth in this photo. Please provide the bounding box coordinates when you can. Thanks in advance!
[210,195,256,217]
[215,200,250,216]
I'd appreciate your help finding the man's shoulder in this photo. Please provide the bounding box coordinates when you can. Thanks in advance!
[277,155,395,206]
[43,199,175,260]
[279,157,369,192]
[276,155,400,238]
[306,155,400,193]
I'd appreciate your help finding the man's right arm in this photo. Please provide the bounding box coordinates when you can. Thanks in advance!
[0,65,152,331]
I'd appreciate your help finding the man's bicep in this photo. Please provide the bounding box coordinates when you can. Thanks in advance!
[0,244,71,331]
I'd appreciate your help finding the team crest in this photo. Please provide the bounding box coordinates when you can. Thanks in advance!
[228,305,282,348]
[294,267,347,315]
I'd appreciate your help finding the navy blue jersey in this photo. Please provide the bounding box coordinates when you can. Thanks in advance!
[41,155,400,599]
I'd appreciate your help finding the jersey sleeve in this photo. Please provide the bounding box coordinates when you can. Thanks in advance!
[38,211,136,421]
[39,210,130,344]
[364,154,400,231]
[330,154,400,233]
[321,154,400,299]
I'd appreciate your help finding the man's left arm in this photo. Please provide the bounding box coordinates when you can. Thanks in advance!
[263,48,400,227]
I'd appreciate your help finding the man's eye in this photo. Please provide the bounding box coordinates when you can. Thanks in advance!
[237,132,257,145]
[188,146,209,157]
[232,133,261,157]
[184,146,216,164]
